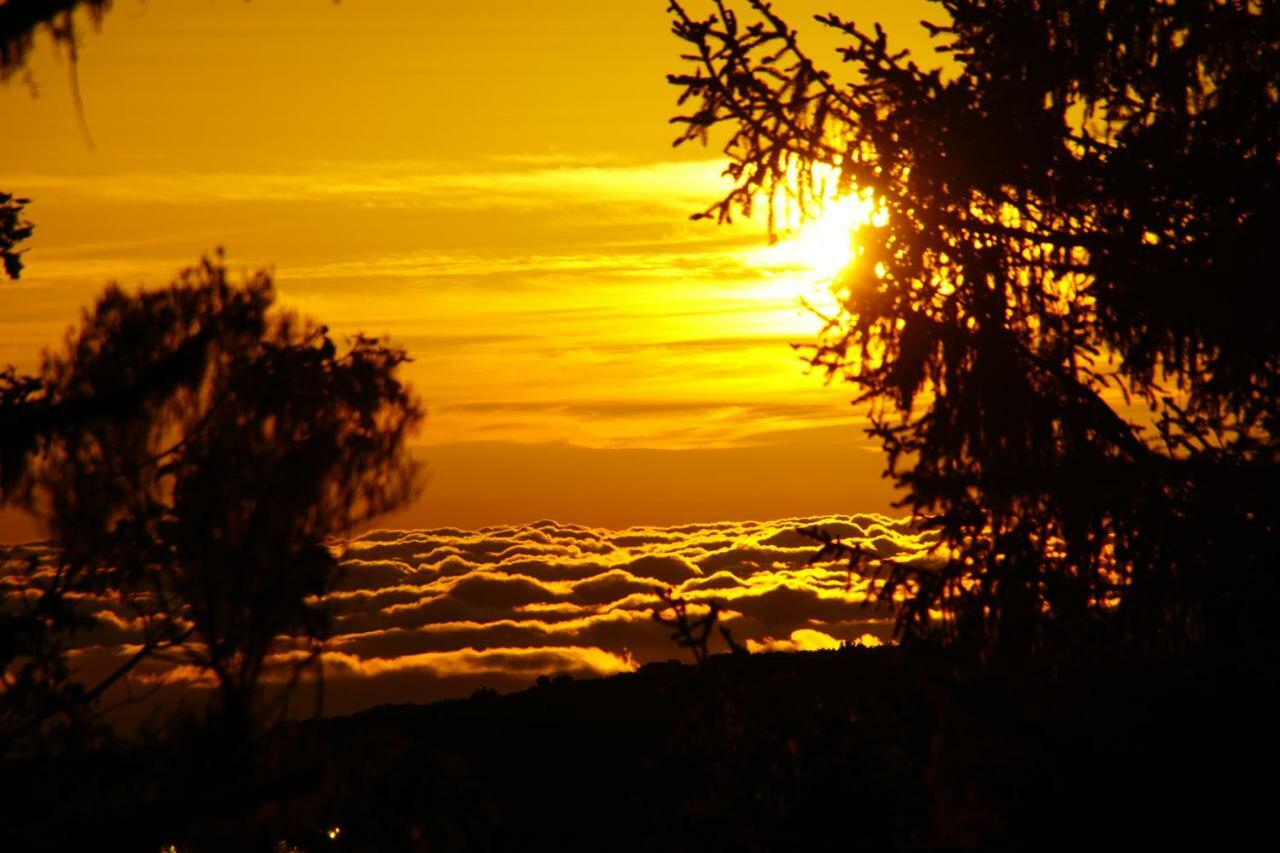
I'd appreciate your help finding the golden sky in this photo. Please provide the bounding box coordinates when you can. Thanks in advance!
[1,0,944,533]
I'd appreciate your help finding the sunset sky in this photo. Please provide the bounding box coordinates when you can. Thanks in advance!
[1,8,1263,845]
[1,0,944,535]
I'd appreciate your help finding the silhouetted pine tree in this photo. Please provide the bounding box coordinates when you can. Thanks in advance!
[669,0,1279,656]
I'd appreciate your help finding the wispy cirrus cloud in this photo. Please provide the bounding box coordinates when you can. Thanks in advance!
[5,158,735,211]
[3,151,857,453]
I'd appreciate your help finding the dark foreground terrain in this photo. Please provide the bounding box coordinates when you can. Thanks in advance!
[2,645,1273,851]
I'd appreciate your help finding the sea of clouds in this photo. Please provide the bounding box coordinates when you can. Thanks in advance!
[13,514,941,721]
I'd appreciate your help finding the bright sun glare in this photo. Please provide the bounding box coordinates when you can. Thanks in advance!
[747,177,876,324]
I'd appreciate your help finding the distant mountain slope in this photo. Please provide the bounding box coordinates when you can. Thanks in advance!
[3,645,1267,851]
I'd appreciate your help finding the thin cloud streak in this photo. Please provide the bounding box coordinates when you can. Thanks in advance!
[4,149,861,452]
[4,158,735,210]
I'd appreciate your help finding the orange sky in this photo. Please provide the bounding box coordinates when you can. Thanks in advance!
[1,0,946,535]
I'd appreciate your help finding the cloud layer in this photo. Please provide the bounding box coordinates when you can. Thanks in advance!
[5,514,939,722]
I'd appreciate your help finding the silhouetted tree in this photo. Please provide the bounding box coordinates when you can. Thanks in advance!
[3,254,422,747]
[0,193,33,281]
[2,250,269,753]
[669,0,1279,656]
[0,0,111,81]
[0,545,109,758]
[653,589,743,664]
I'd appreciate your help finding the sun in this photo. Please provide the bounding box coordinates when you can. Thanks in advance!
[746,185,875,320]
[772,193,872,282]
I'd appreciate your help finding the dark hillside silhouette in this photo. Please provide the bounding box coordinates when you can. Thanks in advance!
[669,0,1279,655]
[2,646,1268,850]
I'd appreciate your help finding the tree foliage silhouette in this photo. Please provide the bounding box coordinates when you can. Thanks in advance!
[669,0,1279,655]
[3,2,111,278]
[0,193,34,281]
[0,0,111,81]
[653,588,744,665]
[2,254,423,746]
